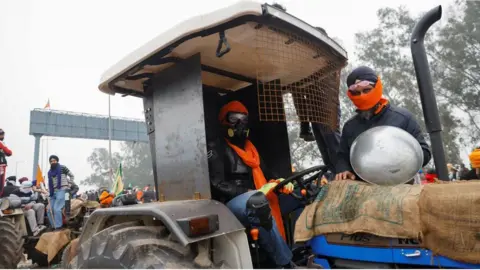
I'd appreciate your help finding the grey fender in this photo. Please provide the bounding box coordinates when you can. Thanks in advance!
[79,199,245,247]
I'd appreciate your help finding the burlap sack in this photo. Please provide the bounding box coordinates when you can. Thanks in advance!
[418,180,480,264]
[35,229,72,263]
[295,180,423,242]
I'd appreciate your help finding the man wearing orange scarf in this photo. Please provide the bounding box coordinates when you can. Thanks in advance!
[461,146,480,180]
[335,66,432,181]
[209,100,297,268]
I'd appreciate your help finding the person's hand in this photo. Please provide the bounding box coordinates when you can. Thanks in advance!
[320,177,329,186]
[258,182,278,195]
[280,182,294,194]
[335,171,356,181]
[24,204,32,210]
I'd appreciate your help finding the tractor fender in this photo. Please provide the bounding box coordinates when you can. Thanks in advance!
[79,199,245,247]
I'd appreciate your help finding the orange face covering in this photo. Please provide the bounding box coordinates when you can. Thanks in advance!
[226,139,286,241]
[347,76,385,111]
[469,149,480,169]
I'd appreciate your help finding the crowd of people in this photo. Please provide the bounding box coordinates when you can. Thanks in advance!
[0,131,79,233]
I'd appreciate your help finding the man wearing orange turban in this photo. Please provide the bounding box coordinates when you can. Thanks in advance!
[209,100,297,268]
[335,66,432,182]
[461,146,480,180]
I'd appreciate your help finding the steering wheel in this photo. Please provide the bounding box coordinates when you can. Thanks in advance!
[274,165,328,204]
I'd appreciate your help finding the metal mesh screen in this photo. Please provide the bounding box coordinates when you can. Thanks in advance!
[255,25,345,129]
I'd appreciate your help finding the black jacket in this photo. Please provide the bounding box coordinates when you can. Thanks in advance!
[460,169,479,180]
[336,104,432,174]
[1,184,19,198]
[208,139,277,203]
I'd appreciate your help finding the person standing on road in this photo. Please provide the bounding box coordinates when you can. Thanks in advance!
[47,155,75,230]
[0,129,12,196]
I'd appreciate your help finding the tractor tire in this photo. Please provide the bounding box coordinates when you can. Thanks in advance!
[76,222,196,269]
[61,240,77,269]
[0,218,25,269]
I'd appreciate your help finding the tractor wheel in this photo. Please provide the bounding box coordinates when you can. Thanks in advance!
[76,221,196,269]
[0,218,25,269]
[61,240,78,269]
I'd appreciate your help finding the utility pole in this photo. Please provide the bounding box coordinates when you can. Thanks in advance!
[108,95,113,182]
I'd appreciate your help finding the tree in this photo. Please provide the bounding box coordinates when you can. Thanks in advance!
[353,5,464,164]
[81,148,122,188]
[120,142,154,187]
[81,142,153,189]
[429,0,480,146]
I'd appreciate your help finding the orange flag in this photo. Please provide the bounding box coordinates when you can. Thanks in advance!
[44,99,50,109]
[36,165,44,187]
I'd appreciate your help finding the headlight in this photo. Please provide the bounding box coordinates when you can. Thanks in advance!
[0,199,10,211]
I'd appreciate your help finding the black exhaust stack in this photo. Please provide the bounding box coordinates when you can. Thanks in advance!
[410,6,449,181]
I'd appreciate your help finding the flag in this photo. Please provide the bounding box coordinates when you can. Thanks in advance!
[36,165,44,187]
[111,163,124,196]
[44,99,50,109]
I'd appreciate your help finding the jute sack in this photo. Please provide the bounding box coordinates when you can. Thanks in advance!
[418,180,480,264]
[35,229,72,263]
[295,180,423,242]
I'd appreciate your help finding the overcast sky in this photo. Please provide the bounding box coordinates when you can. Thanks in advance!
[0,0,453,189]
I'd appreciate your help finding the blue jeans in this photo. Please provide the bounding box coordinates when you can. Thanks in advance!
[227,191,292,266]
[48,189,66,229]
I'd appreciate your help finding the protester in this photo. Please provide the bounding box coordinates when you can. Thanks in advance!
[0,129,12,196]
[47,154,75,230]
[1,176,19,197]
[15,180,46,236]
[335,66,431,182]
[447,163,458,181]
[98,188,114,207]
[459,163,469,180]
[208,100,297,268]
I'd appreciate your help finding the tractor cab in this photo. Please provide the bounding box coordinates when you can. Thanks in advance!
[98,2,346,207]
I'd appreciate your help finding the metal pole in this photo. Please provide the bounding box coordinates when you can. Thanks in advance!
[32,135,41,180]
[40,137,44,173]
[108,95,113,182]
[410,5,448,181]
[45,136,49,170]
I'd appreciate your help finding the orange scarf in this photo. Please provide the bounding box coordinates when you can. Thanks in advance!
[226,139,286,240]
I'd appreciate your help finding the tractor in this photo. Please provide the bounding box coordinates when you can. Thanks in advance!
[62,2,479,268]
[0,190,95,268]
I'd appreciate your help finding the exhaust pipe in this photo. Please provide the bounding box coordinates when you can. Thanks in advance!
[410,6,449,181]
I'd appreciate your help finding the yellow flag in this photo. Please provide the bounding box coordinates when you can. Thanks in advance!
[112,163,124,196]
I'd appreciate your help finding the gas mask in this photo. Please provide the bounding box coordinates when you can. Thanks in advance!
[224,112,250,140]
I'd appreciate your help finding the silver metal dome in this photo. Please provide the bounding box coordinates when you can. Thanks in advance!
[350,125,423,185]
